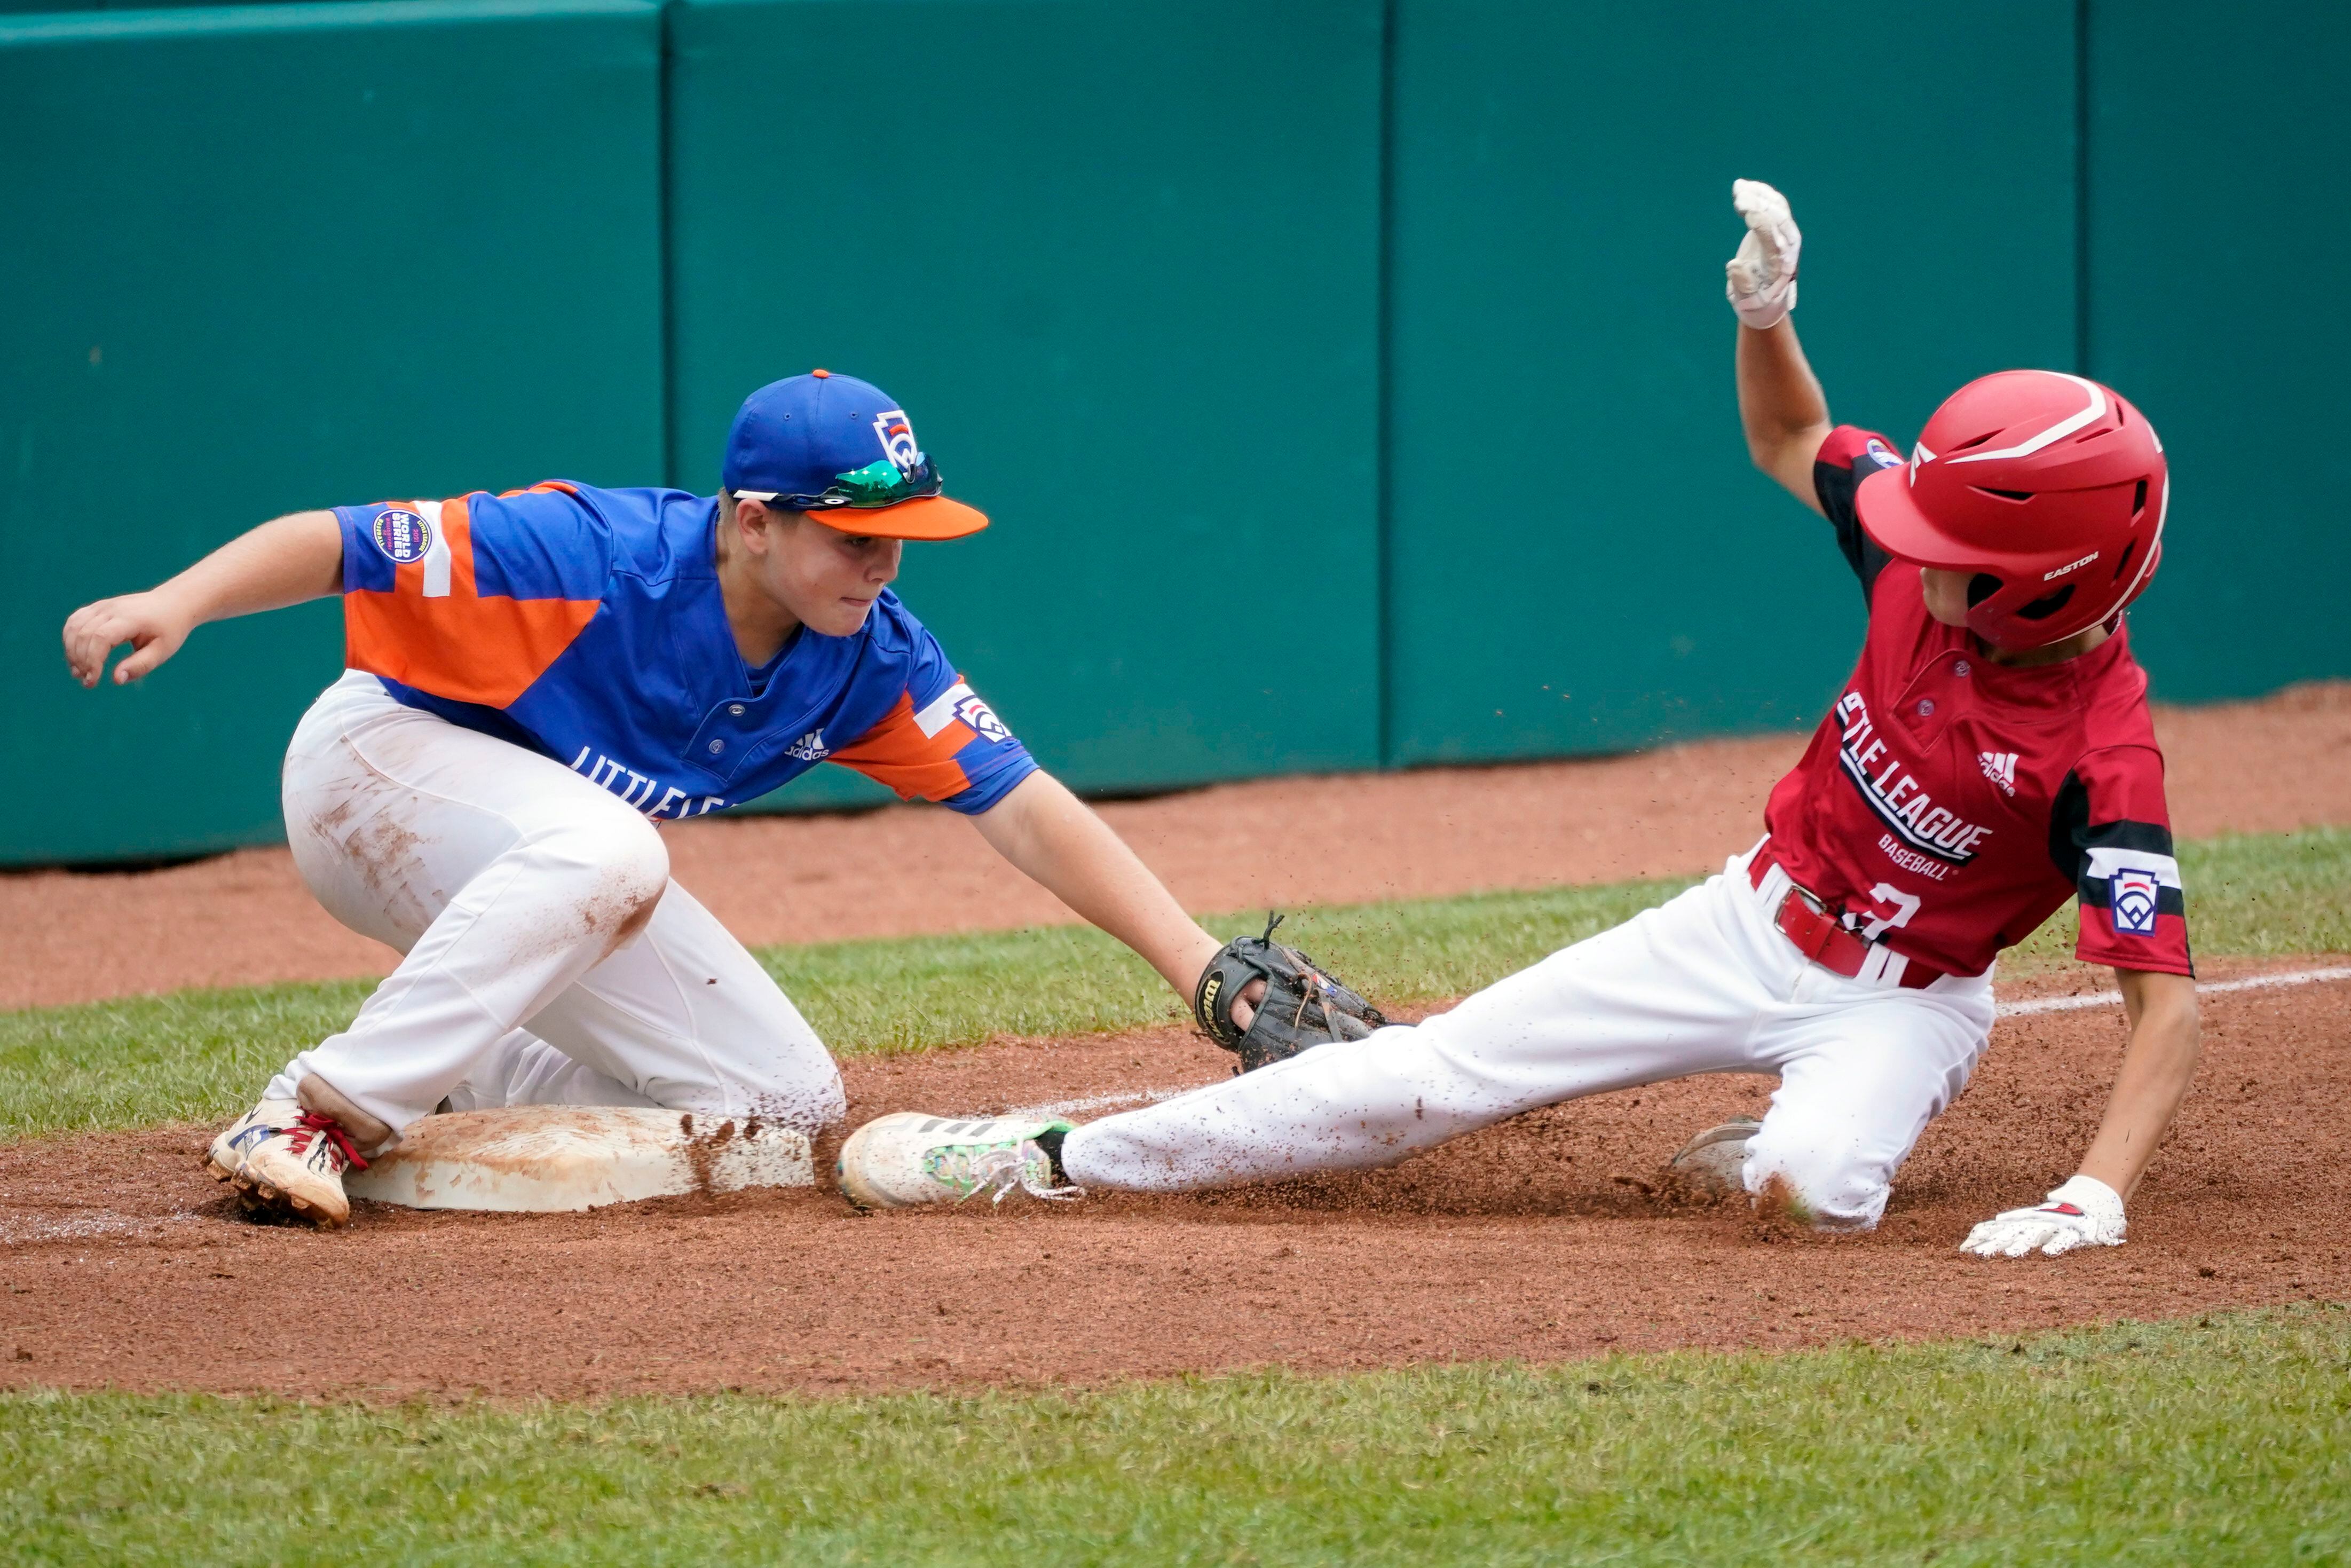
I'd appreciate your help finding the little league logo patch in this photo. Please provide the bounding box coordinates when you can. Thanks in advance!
[953,692,1010,745]
[873,409,921,478]
[1864,438,1905,471]
[913,681,1009,745]
[2109,869,2161,936]
[372,508,433,564]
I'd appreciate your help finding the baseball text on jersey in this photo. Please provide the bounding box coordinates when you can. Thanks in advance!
[333,483,1037,820]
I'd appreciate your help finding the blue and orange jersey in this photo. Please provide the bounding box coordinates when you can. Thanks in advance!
[332,484,1036,818]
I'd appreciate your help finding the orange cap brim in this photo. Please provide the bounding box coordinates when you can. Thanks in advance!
[807,494,989,541]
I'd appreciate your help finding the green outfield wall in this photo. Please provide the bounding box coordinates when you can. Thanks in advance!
[1383,0,2077,765]
[0,0,2339,864]
[664,0,1384,811]
[0,0,664,863]
[2085,0,2351,700]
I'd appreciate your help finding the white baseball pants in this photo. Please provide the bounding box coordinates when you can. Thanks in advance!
[264,673,845,1137]
[1062,847,1997,1229]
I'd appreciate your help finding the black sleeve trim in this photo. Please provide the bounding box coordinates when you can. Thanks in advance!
[2080,819,2176,856]
[1814,455,1894,603]
[2047,771,2178,881]
[2046,771,2087,883]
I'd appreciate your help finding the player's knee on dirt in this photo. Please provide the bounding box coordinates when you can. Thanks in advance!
[1741,1131,1891,1232]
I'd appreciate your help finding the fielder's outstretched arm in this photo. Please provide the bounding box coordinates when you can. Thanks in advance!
[970,770,1252,1023]
[62,509,343,687]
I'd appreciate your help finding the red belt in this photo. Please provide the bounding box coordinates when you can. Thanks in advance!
[1748,849,1946,990]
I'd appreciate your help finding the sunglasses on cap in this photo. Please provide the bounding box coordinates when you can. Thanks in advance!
[735,455,945,512]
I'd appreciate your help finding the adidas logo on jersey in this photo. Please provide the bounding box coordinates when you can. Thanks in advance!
[1978,751,2019,795]
[785,729,829,762]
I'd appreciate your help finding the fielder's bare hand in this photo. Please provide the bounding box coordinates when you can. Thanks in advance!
[63,589,197,687]
[62,508,343,689]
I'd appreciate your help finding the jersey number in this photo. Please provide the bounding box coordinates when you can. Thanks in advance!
[1858,883,1922,941]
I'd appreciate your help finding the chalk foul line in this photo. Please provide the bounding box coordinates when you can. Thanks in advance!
[1994,964,2351,1017]
[1006,967,2351,1122]
[1008,1082,1223,1122]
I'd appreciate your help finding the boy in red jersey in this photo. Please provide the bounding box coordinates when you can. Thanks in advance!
[837,183,2200,1260]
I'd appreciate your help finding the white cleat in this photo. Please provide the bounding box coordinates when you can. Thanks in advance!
[836,1112,1081,1210]
[204,1097,369,1228]
[1668,1116,1763,1197]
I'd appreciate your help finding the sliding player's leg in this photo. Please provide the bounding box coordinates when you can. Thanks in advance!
[1059,858,1792,1194]
[1739,976,1992,1229]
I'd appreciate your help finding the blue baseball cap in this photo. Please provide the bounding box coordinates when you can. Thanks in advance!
[721,369,988,540]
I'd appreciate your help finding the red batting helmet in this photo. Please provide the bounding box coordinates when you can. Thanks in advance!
[1856,370,2167,649]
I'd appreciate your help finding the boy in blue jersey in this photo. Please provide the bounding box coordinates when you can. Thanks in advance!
[62,372,1265,1227]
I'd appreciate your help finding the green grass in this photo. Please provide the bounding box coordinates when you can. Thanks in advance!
[4,1306,2346,1565]
[4,825,2346,1144]
[2001,823,2351,971]
[758,873,1683,1055]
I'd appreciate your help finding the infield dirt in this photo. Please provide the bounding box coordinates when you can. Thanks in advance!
[2,684,2346,1399]
[1,959,2344,1400]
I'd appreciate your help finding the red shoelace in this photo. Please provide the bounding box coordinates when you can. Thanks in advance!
[286,1111,370,1171]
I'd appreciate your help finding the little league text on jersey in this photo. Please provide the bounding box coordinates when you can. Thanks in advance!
[567,746,728,821]
[1833,690,1993,866]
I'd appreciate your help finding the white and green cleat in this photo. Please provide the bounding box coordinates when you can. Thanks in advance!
[836,1112,1080,1210]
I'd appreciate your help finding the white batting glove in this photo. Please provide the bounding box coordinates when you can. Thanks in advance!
[1726,178,1801,329]
[1960,1174,2126,1259]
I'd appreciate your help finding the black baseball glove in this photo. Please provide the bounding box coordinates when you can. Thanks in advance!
[1192,913,1388,1073]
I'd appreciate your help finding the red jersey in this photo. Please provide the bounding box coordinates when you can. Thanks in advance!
[1758,426,2192,979]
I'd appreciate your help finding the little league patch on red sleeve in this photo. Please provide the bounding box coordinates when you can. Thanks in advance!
[2108,869,2161,936]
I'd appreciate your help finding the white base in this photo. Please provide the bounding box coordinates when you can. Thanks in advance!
[345,1106,813,1212]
